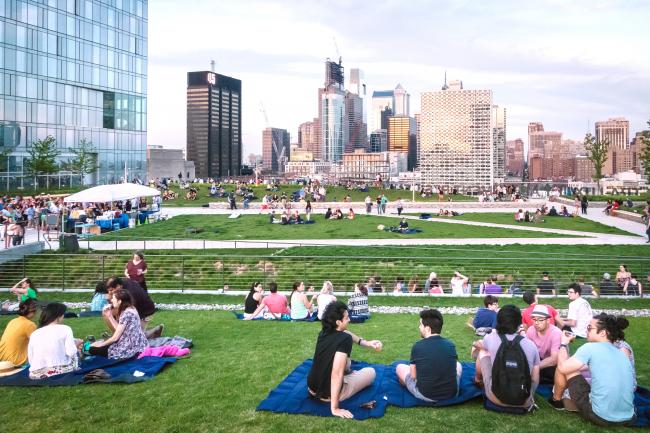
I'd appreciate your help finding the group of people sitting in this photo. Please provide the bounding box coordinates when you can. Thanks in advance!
[308,287,637,426]
[242,281,369,322]
[324,207,355,220]
[0,274,176,380]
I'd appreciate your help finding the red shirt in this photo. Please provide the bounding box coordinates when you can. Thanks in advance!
[261,292,289,315]
[522,303,558,327]
[126,260,147,285]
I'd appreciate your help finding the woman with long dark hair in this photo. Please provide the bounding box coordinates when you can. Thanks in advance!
[243,282,264,319]
[27,303,81,379]
[0,299,38,366]
[89,289,148,359]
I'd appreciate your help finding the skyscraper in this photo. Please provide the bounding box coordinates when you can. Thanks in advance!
[506,138,525,177]
[492,106,506,180]
[320,59,346,163]
[369,90,394,134]
[595,117,629,149]
[262,127,290,174]
[345,91,366,152]
[393,84,410,116]
[186,71,241,179]
[527,122,562,179]
[0,0,148,188]
[387,116,417,170]
[420,80,493,189]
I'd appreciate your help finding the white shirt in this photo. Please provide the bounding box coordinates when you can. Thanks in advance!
[28,324,78,372]
[450,278,466,296]
[568,297,593,338]
[316,294,337,320]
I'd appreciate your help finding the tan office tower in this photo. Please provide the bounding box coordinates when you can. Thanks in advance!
[420,81,493,189]
[595,118,629,149]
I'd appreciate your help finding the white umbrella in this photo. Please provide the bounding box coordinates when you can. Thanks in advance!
[63,183,161,203]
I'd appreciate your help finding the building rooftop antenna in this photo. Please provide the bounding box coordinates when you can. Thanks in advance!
[441,70,449,90]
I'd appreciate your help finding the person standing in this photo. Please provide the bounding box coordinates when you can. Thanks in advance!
[125,251,148,292]
[364,195,372,215]
[396,197,404,216]
[580,195,588,215]
[396,309,461,402]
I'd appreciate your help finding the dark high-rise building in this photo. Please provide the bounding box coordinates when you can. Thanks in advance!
[262,127,290,174]
[186,71,241,179]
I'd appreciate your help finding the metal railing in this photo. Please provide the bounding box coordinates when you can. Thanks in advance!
[0,251,647,296]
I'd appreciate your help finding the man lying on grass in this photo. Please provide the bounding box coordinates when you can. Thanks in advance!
[307,301,383,419]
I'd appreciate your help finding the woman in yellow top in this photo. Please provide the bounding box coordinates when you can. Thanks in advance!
[0,299,38,366]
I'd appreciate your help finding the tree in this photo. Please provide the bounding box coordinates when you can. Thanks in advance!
[640,119,650,179]
[583,132,610,182]
[68,138,98,186]
[25,135,60,189]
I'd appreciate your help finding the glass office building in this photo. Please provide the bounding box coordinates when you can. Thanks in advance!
[0,0,147,189]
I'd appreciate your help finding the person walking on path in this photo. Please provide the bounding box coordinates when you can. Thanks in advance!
[580,195,588,215]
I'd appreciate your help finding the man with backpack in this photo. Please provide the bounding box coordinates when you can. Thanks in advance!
[472,304,540,412]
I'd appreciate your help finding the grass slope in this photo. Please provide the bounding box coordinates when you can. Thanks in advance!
[427,212,634,235]
[96,214,574,241]
[0,311,646,433]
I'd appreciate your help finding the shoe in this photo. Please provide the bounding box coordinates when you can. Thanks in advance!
[146,324,164,339]
[547,395,565,410]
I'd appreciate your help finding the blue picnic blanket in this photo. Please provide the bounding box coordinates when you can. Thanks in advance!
[0,356,176,387]
[536,384,650,428]
[233,312,315,322]
[256,359,389,420]
[384,361,482,407]
[257,360,482,419]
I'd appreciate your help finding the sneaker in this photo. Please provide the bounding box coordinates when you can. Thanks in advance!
[547,395,565,410]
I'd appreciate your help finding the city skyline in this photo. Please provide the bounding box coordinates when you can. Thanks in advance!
[148,0,650,157]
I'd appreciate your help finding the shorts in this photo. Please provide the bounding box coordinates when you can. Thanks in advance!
[480,356,534,408]
[405,363,462,402]
[567,375,636,427]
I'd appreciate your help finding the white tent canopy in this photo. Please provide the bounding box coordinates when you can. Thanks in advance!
[63,183,161,203]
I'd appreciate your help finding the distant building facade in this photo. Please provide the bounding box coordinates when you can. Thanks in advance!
[186,71,241,179]
[262,127,290,174]
[506,138,524,177]
[147,146,195,181]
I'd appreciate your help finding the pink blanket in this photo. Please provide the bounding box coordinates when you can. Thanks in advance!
[138,345,190,359]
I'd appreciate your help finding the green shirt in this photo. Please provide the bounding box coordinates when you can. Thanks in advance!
[20,288,37,302]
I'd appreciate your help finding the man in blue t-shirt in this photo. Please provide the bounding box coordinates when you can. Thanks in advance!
[551,313,636,426]
[396,309,461,402]
[469,295,499,335]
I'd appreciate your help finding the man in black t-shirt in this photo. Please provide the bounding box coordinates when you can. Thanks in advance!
[104,277,161,338]
[396,309,461,401]
[536,272,556,296]
[307,301,383,419]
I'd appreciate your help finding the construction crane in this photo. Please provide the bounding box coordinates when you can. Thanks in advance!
[259,102,287,175]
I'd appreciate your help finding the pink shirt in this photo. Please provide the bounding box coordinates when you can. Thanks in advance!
[526,324,562,360]
[262,293,289,315]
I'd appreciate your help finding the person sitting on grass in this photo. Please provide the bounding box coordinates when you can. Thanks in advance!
[347,208,355,220]
[0,299,38,367]
[314,281,337,320]
[289,281,313,320]
[424,272,443,295]
[612,316,637,390]
[28,303,82,379]
[89,289,148,359]
[521,290,558,329]
[549,314,636,426]
[535,271,556,297]
[105,277,160,339]
[562,283,593,338]
[471,305,540,412]
[307,301,383,419]
[398,218,409,232]
[245,282,289,320]
[2,278,38,312]
[324,207,332,219]
[598,273,617,296]
[347,283,369,321]
[243,282,265,319]
[90,281,108,312]
[397,309,462,402]
[469,295,499,335]
[623,274,643,297]
[525,305,562,384]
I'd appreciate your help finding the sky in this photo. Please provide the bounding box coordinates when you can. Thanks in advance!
[147,0,650,157]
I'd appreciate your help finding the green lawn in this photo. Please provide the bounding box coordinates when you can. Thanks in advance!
[96,214,575,241]
[425,212,635,235]
[0,310,647,433]
[159,183,477,207]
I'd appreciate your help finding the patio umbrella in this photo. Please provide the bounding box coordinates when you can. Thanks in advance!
[63,183,161,203]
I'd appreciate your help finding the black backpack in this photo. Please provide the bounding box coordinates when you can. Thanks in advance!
[491,334,531,405]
